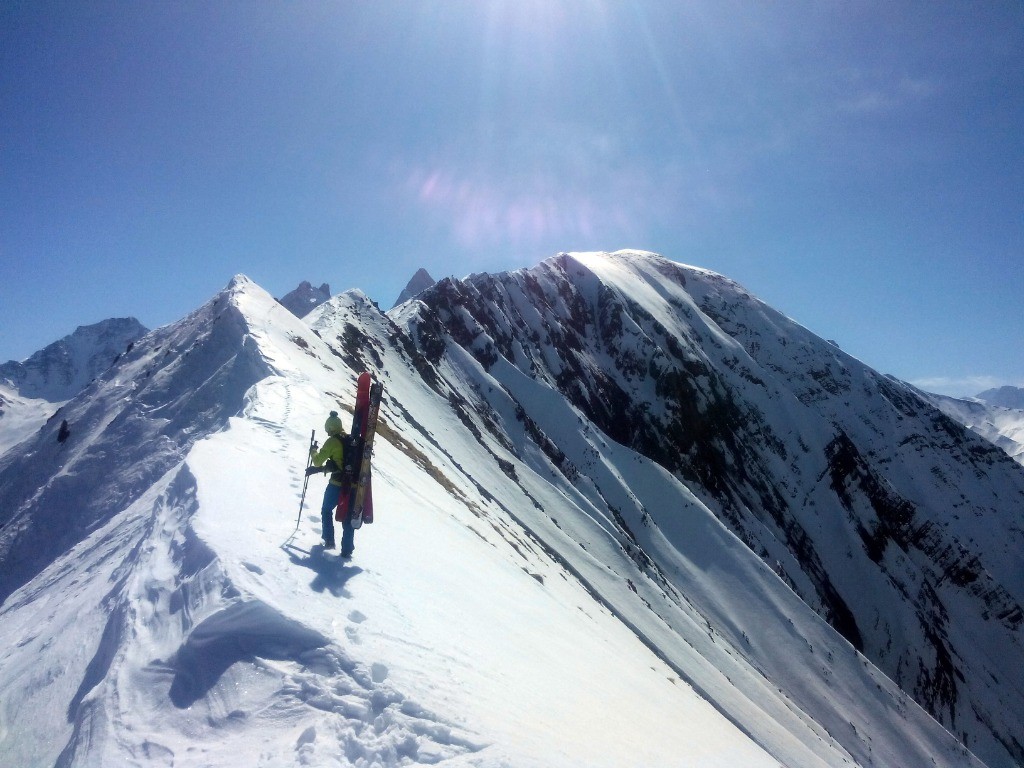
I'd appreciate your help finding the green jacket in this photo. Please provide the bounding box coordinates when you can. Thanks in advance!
[312,434,346,486]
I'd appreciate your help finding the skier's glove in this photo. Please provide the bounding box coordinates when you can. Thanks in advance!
[305,466,327,476]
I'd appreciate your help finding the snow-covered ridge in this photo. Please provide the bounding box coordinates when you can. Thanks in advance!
[0,257,1016,767]
[0,276,311,604]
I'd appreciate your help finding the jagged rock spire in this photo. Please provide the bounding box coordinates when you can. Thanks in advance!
[278,281,331,318]
[391,268,436,309]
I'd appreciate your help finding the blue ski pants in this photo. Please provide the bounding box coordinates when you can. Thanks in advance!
[320,483,355,553]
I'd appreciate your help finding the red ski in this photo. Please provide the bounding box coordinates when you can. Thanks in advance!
[349,378,383,528]
[335,372,383,527]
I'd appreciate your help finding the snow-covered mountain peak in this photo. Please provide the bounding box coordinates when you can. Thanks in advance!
[0,316,148,402]
[556,248,728,283]
[1,259,1020,767]
[221,272,276,312]
[398,251,1024,767]
[226,272,254,289]
[0,275,328,604]
[309,289,385,336]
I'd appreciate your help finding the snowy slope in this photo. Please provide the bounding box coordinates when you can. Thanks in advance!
[925,390,1024,466]
[397,250,1024,768]
[0,257,1011,767]
[0,280,274,606]
[0,383,58,457]
[1,277,783,768]
[0,317,148,458]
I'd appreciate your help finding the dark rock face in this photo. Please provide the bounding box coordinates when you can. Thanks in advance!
[391,268,437,309]
[279,281,331,318]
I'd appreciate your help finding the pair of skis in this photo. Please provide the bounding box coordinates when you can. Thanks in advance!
[336,371,384,529]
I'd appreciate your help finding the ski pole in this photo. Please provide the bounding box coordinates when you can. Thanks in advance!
[295,429,317,532]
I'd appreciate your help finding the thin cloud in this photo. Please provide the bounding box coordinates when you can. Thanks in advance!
[836,71,942,115]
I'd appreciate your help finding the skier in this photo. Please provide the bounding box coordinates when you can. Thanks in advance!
[309,411,353,554]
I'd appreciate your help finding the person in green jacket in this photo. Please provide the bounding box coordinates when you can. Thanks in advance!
[310,411,347,551]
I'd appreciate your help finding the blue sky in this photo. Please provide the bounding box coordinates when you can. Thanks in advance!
[2,1,1021,397]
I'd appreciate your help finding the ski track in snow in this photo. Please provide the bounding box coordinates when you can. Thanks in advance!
[154,390,490,765]
[176,353,783,767]
[32,444,487,768]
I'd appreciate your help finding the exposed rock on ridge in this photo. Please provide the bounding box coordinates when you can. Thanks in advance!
[398,249,1024,768]
[278,281,331,318]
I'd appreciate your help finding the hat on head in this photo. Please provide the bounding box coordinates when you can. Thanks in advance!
[325,410,343,436]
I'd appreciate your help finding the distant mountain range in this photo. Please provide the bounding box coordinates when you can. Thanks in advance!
[977,385,1024,410]
[923,387,1024,466]
[0,317,148,453]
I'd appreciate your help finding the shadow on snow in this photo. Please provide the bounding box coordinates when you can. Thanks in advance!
[282,541,363,598]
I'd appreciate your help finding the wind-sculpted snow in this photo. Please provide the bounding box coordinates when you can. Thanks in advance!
[0,259,1016,767]
[1,451,483,766]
